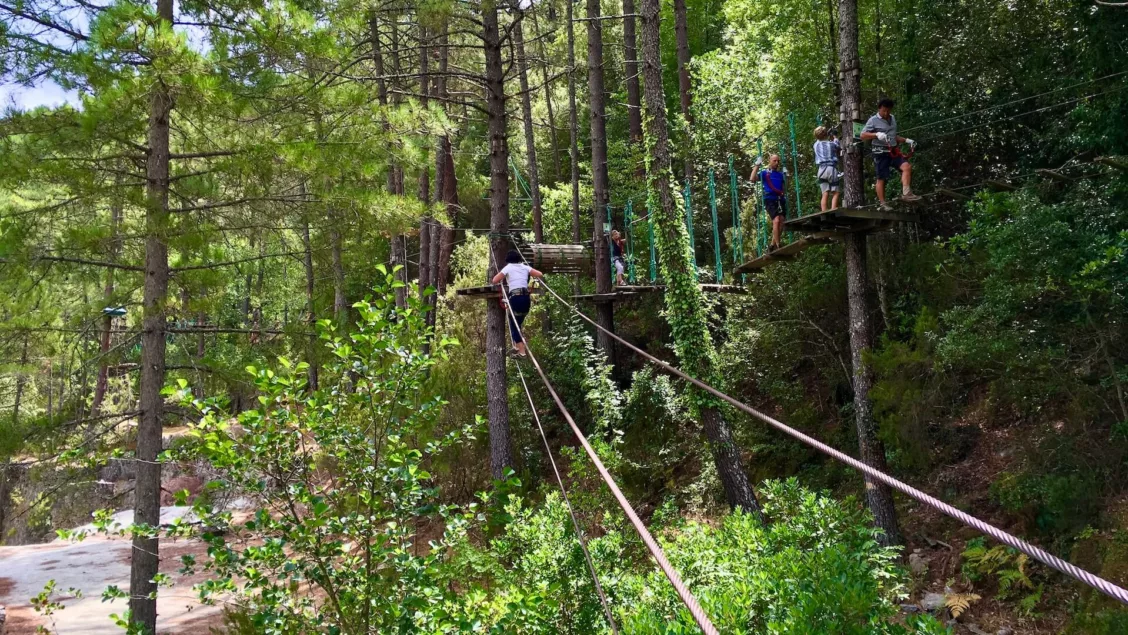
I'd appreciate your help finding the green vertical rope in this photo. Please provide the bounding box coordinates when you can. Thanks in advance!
[788,112,802,219]
[626,200,637,284]
[648,208,657,282]
[756,139,768,257]
[729,155,745,283]
[708,169,722,282]
[684,179,697,279]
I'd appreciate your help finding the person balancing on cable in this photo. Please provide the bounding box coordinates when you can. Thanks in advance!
[814,126,841,212]
[491,250,544,357]
[753,153,788,253]
[610,230,627,286]
[861,98,919,210]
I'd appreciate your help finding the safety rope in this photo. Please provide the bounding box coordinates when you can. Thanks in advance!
[490,247,721,634]
[530,271,1128,607]
[899,70,1128,135]
[512,361,621,634]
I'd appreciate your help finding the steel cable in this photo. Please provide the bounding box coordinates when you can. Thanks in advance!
[489,247,720,634]
[530,266,1128,606]
[512,360,620,634]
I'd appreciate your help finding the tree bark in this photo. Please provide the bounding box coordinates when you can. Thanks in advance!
[419,217,432,294]
[331,222,346,327]
[673,0,693,181]
[437,137,458,297]
[514,17,544,243]
[130,2,173,630]
[92,199,122,415]
[302,213,320,390]
[640,0,762,517]
[483,0,512,480]
[530,9,561,184]
[587,0,616,363]
[838,0,901,547]
[566,0,582,244]
[623,0,644,144]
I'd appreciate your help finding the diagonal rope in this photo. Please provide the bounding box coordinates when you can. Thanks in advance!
[528,260,1128,607]
[489,246,720,634]
[513,360,620,634]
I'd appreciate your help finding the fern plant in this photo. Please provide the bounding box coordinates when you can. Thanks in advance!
[961,538,1042,614]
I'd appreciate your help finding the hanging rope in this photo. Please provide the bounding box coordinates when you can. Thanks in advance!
[490,248,721,634]
[512,360,621,634]
[527,269,1128,608]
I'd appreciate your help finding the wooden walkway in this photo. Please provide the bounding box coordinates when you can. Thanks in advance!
[783,205,918,234]
[733,235,834,274]
[573,283,746,303]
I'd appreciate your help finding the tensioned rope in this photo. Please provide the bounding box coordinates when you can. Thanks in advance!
[899,70,1128,135]
[512,360,620,634]
[527,263,1128,607]
[489,247,721,634]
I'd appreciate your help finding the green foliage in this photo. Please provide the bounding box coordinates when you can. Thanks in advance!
[162,270,498,632]
[961,537,1042,613]
[616,479,943,634]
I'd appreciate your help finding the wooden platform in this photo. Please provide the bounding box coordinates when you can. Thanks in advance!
[573,283,747,303]
[734,235,834,274]
[456,284,547,299]
[784,206,918,234]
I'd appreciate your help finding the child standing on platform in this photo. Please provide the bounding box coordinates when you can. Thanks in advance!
[813,126,841,212]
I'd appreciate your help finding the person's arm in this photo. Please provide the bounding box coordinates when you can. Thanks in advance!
[529,268,545,279]
[491,270,505,284]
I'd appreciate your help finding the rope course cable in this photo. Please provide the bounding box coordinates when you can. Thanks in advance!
[899,70,1128,135]
[489,248,720,635]
[512,360,620,634]
[528,267,1128,607]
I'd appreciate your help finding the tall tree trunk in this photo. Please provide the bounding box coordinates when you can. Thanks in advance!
[838,0,901,547]
[373,13,409,304]
[92,199,122,415]
[566,0,582,244]
[130,1,173,630]
[437,137,458,296]
[514,17,544,243]
[673,0,693,181]
[330,222,346,327]
[302,213,320,390]
[587,0,616,363]
[530,9,561,184]
[419,219,432,293]
[483,0,512,480]
[640,0,762,517]
[623,0,643,144]
[436,25,457,297]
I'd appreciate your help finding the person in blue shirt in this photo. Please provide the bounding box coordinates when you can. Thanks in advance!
[752,154,788,252]
[813,126,841,212]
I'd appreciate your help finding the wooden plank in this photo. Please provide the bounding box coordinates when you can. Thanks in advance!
[986,180,1017,192]
[1037,169,1072,183]
[936,188,971,201]
[456,284,502,298]
[734,237,831,274]
[1095,156,1128,172]
[835,208,918,223]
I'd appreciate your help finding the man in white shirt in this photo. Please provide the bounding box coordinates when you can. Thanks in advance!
[491,250,544,357]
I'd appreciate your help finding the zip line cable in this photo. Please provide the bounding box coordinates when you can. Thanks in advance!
[512,360,620,634]
[524,262,1128,607]
[489,248,721,635]
[899,70,1128,135]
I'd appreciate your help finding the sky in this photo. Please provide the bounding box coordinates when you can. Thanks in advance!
[0,82,81,111]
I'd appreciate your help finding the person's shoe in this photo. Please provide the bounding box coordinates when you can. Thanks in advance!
[901,192,921,203]
[878,202,894,212]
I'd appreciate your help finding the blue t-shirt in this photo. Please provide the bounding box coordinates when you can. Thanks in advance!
[760,169,786,200]
[813,140,840,166]
[612,240,623,259]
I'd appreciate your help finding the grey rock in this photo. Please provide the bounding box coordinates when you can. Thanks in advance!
[909,552,930,575]
[900,603,921,613]
[921,592,947,612]
[997,629,1013,635]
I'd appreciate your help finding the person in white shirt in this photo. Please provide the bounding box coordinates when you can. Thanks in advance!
[490,250,544,357]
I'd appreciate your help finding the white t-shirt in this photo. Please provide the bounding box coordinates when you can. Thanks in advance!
[500,263,532,290]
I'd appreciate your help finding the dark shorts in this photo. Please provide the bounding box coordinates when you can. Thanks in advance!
[507,292,531,343]
[873,153,907,181]
[764,198,787,220]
